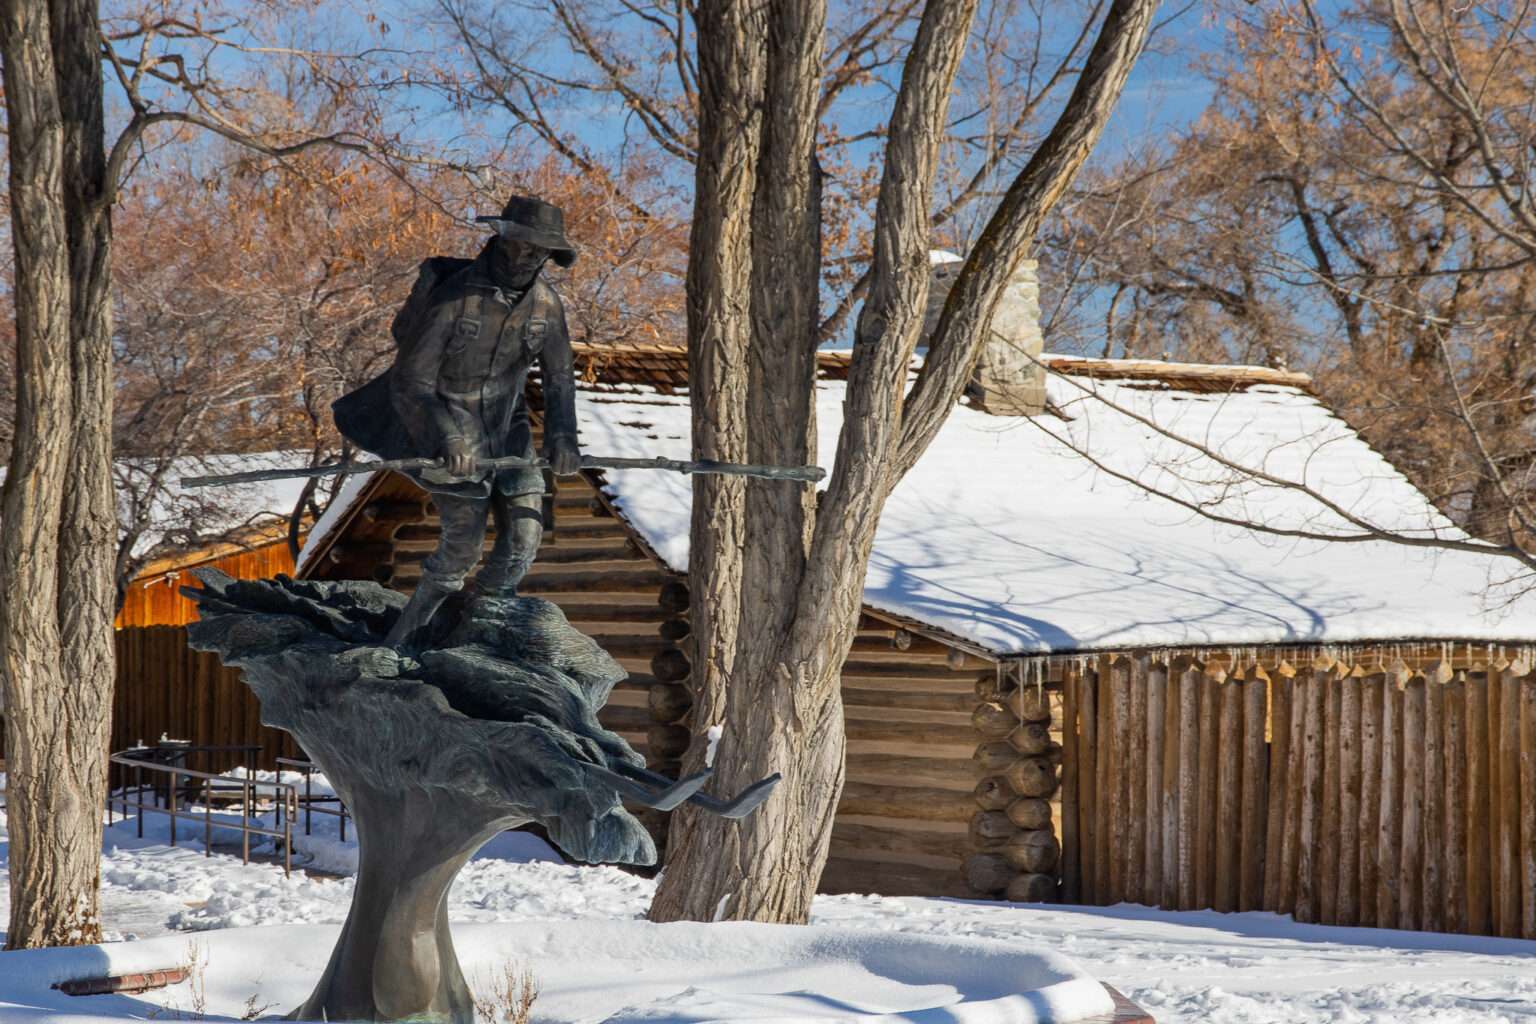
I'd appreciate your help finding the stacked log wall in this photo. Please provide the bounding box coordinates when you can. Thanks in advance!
[382,470,674,766]
[962,662,1063,901]
[1058,652,1536,938]
[820,625,992,897]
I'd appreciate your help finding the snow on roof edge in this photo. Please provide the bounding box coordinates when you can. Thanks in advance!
[294,472,379,577]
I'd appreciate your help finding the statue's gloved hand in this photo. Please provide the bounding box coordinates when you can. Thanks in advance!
[545,436,582,476]
[441,437,477,479]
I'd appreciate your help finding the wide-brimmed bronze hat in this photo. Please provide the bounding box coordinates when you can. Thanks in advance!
[475,195,578,267]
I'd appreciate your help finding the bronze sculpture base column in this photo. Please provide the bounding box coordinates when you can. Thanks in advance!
[184,570,658,1024]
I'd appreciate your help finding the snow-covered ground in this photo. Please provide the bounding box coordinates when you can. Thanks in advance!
[2,798,1534,1023]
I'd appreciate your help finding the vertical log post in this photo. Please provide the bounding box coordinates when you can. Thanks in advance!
[1466,670,1491,935]
[1061,666,1081,904]
[1319,666,1342,924]
[1497,661,1523,938]
[1160,660,1180,907]
[1144,658,1166,907]
[1215,672,1241,913]
[1518,666,1536,940]
[1196,663,1222,910]
[1398,669,1425,932]
[1336,666,1362,927]
[1109,657,1131,904]
[1079,663,1099,905]
[1296,666,1326,923]
[1377,664,1403,929]
[1421,664,1447,934]
[1263,664,1293,912]
[1095,656,1113,902]
[1281,665,1310,915]
[1442,668,1467,936]
[1240,664,1268,913]
[1177,660,1201,910]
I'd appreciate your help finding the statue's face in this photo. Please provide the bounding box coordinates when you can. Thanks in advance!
[496,235,551,281]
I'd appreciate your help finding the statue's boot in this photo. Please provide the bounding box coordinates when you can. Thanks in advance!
[385,577,458,651]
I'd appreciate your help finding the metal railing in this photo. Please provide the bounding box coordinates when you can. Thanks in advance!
[276,756,350,844]
[108,749,300,876]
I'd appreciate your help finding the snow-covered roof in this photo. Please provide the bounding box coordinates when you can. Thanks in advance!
[574,367,1535,656]
[294,357,1536,655]
[295,471,374,574]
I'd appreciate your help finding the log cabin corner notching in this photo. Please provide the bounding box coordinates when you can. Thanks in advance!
[296,342,1536,935]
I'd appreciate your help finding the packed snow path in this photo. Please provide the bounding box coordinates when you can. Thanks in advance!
[1,810,1534,1022]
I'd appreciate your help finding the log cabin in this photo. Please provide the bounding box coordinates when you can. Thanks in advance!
[107,258,1536,938]
[295,250,1536,938]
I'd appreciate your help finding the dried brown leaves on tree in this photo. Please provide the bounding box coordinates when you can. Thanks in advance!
[1040,0,1536,578]
[82,141,685,603]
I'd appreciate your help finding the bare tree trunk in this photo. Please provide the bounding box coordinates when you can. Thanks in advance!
[650,0,827,924]
[652,0,982,924]
[651,0,1157,925]
[52,0,118,939]
[650,0,763,922]
[0,0,113,949]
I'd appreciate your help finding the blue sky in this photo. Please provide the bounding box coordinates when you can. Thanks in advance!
[1102,3,1222,156]
[383,0,1229,182]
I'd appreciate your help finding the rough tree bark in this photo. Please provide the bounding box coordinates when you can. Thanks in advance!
[5,0,395,948]
[650,0,1158,924]
[0,0,117,949]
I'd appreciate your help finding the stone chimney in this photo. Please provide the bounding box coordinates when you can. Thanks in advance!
[926,251,1046,416]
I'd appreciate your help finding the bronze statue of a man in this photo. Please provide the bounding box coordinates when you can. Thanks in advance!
[333,195,582,648]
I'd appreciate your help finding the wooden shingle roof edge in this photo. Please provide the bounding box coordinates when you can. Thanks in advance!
[566,342,1312,394]
[130,520,304,581]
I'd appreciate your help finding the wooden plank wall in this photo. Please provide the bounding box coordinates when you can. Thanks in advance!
[1060,653,1536,938]
[117,540,296,628]
[112,625,302,771]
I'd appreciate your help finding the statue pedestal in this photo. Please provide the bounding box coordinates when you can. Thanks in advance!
[184,570,656,1024]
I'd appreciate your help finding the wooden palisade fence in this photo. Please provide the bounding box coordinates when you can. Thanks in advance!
[113,625,303,770]
[1060,653,1536,938]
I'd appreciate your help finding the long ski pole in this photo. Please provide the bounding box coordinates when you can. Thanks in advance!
[181,453,825,489]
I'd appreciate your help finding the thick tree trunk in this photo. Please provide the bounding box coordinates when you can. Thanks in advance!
[650,0,978,925]
[650,0,828,925]
[0,0,113,949]
[52,0,117,727]
[653,0,1156,927]
[649,0,765,922]
[51,0,118,941]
